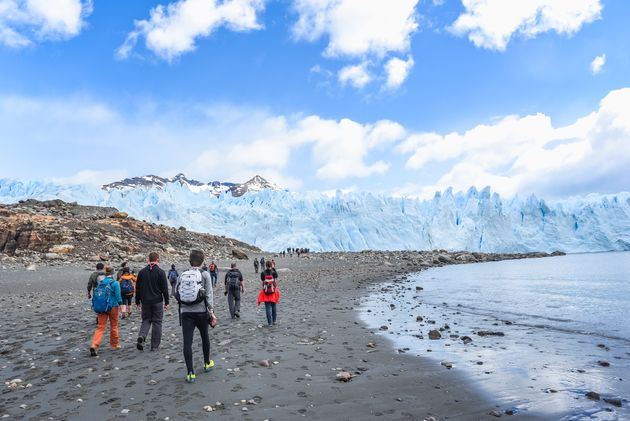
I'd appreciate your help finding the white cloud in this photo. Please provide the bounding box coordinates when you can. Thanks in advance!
[0,0,92,47]
[292,0,419,58]
[397,87,630,198]
[590,53,605,75]
[338,62,372,88]
[292,0,419,90]
[384,56,414,90]
[450,0,602,51]
[118,0,264,61]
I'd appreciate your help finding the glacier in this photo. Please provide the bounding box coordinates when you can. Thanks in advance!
[0,178,629,253]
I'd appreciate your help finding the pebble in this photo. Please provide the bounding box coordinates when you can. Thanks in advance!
[121,409,130,414]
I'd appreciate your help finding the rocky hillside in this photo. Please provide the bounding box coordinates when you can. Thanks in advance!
[0,199,260,267]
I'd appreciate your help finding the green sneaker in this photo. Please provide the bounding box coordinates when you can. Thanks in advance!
[204,360,215,372]
[186,373,196,383]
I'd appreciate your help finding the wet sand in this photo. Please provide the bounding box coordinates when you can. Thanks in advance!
[0,254,544,420]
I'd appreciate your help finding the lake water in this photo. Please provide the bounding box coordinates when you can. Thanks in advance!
[360,252,630,420]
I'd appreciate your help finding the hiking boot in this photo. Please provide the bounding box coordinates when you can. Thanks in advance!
[90,347,98,357]
[204,360,215,372]
[136,337,144,351]
[112,345,121,351]
[235,312,240,318]
[186,373,196,383]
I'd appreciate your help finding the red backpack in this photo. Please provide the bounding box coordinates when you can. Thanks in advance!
[263,272,276,295]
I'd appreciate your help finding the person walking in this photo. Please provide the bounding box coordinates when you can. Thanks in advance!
[224,263,244,319]
[175,250,215,383]
[135,252,170,351]
[253,258,259,274]
[90,266,123,356]
[118,267,136,319]
[209,261,218,289]
[168,264,179,296]
[87,262,105,300]
[260,257,265,270]
[257,261,280,326]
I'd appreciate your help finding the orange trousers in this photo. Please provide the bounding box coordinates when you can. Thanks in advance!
[91,307,120,348]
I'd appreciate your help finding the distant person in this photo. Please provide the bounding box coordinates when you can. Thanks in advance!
[209,261,218,288]
[260,257,265,269]
[135,252,170,352]
[116,262,128,281]
[201,264,208,273]
[175,250,215,383]
[224,263,244,319]
[90,266,123,356]
[87,262,105,299]
[168,264,179,296]
[118,267,136,319]
[271,259,276,269]
[253,258,259,274]
[257,260,280,326]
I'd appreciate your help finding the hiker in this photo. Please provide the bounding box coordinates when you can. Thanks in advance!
[271,258,276,269]
[257,260,280,326]
[224,263,244,319]
[260,257,265,270]
[168,264,179,296]
[201,263,208,273]
[116,262,128,281]
[87,262,105,299]
[209,261,218,288]
[119,267,136,319]
[135,252,170,351]
[90,266,122,356]
[175,250,215,383]
[253,258,259,274]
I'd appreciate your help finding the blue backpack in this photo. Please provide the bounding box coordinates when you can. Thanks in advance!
[120,277,134,296]
[92,278,114,314]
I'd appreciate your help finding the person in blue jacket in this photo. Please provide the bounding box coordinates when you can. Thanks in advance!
[90,266,123,356]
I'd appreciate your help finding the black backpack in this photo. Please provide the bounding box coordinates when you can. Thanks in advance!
[226,270,241,291]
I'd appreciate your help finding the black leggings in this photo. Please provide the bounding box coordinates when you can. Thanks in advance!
[181,312,210,374]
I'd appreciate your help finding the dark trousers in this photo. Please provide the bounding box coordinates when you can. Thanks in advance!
[181,312,210,374]
[227,289,241,318]
[210,273,217,288]
[139,302,163,350]
[264,302,277,325]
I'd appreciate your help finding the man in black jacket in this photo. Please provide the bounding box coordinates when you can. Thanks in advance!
[135,252,169,351]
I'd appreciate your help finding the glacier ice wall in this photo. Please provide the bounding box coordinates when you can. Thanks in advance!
[1,179,628,253]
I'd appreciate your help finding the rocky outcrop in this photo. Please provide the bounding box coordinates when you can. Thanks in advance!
[0,199,260,265]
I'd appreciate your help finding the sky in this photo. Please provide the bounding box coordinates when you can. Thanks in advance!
[0,0,629,199]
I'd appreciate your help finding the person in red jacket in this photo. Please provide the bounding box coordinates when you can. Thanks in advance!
[257,260,280,325]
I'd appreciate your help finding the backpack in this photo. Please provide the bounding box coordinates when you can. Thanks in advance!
[120,277,134,296]
[92,278,114,314]
[176,269,205,305]
[168,270,178,285]
[263,272,276,295]
[226,270,241,291]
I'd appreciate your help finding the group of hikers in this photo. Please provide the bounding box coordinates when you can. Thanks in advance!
[86,250,280,383]
[275,247,311,258]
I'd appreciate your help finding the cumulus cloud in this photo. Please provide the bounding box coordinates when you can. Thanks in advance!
[292,0,419,90]
[450,0,602,51]
[397,87,630,198]
[590,53,605,75]
[0,0,92,48]
[0,94,405,187]
[338,62,372,88]
[384,56,414,90]
[52,169,129,186]
[117,0,264,61]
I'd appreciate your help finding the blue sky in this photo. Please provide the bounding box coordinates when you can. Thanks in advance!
[0,0,629,199]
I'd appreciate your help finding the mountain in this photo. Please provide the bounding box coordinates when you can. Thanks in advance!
[0,179,629,253]
[102,173,278,197]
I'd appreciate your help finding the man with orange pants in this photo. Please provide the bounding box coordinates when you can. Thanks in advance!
[90,266,123,356]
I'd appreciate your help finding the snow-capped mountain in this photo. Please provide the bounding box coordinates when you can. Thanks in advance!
[0,178,628,253]
[102,174,278,197]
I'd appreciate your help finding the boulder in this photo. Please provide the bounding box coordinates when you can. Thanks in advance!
[585,391,600,401]
[44,253,60,260]
[231,249,248,260]
[130,254,145,263]
[110,212,128,219]
[335,371,353,382]
[428,330,441,340]
[49,244,75,254]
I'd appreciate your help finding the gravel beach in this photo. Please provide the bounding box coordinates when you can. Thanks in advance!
[0,252,547,420]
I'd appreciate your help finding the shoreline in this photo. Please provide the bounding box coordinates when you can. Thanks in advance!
[0,251,552,420]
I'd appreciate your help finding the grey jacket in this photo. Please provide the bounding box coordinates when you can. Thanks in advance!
[175,267,214,313]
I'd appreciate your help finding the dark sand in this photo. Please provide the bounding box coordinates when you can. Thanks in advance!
[0,255,543,420]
